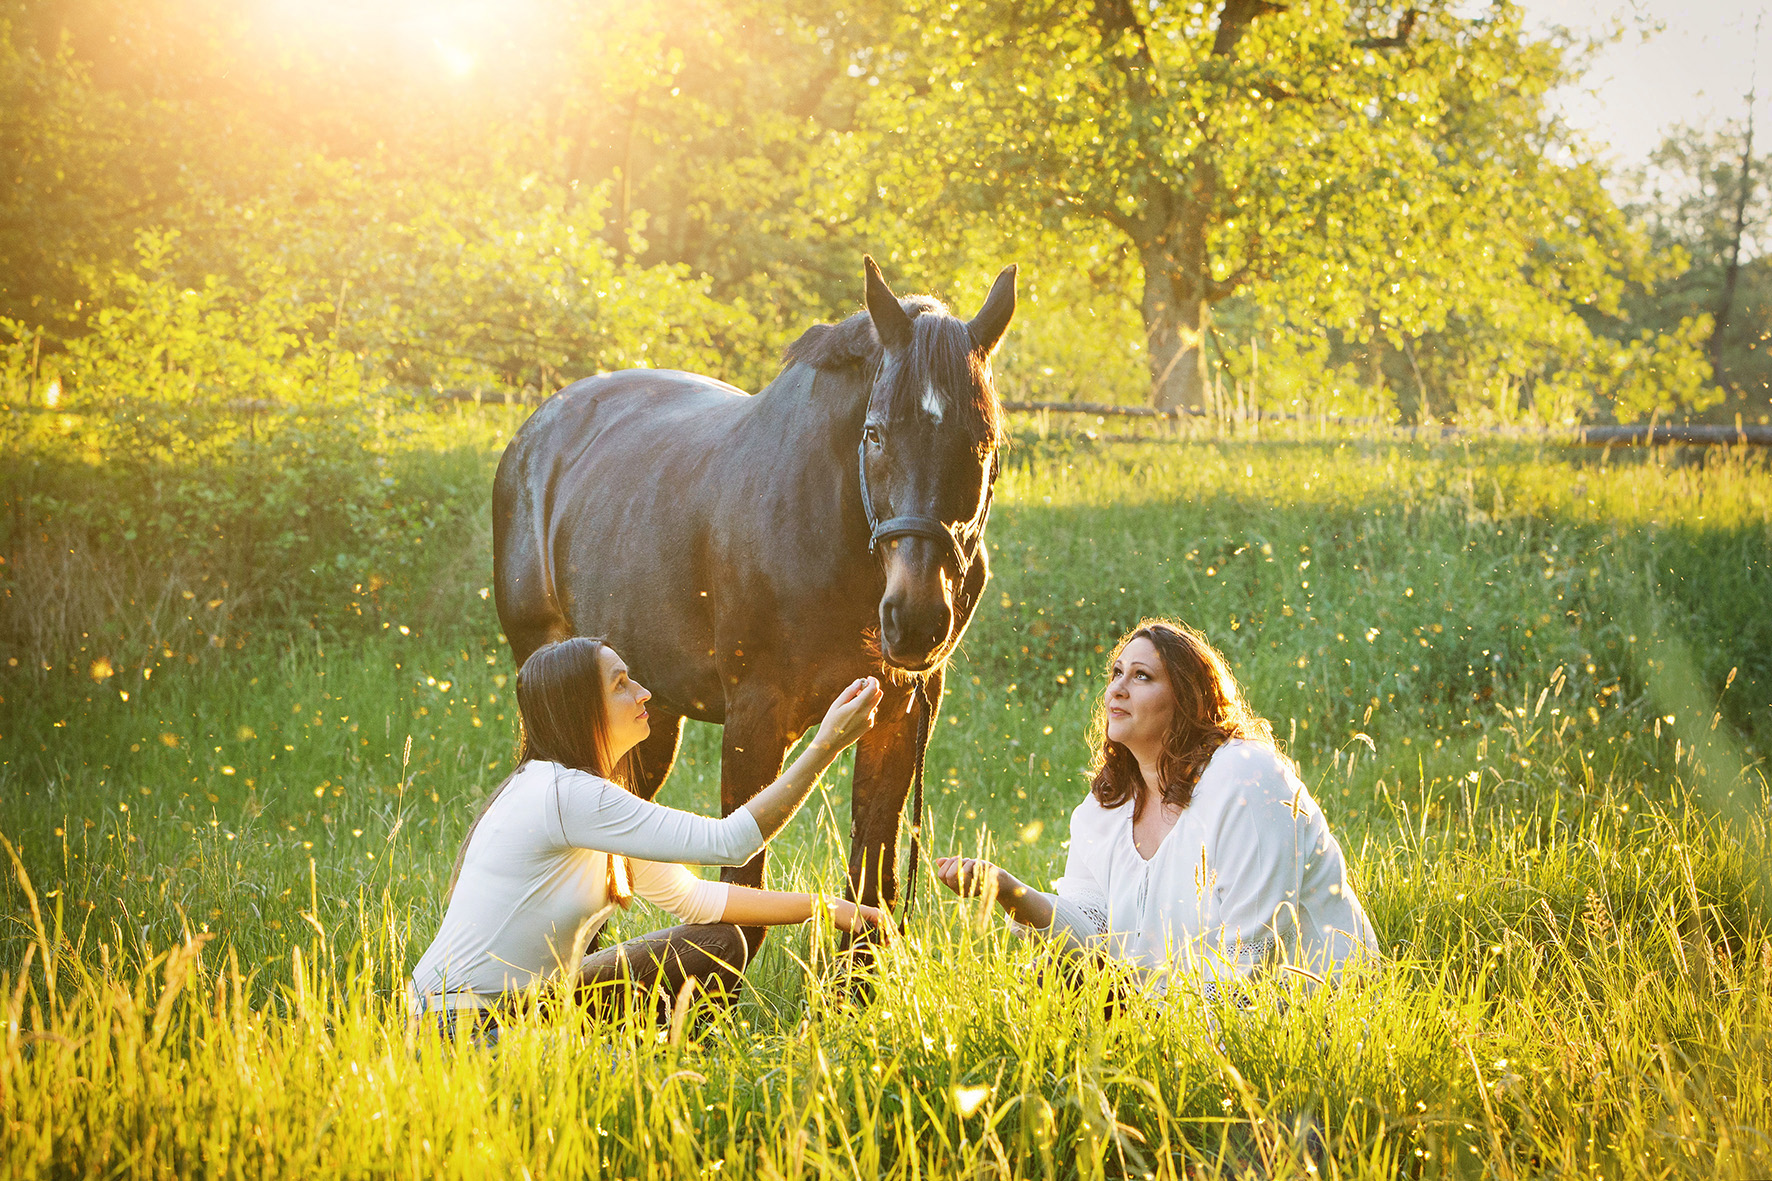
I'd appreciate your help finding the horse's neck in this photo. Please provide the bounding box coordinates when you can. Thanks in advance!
[752,362,868,429]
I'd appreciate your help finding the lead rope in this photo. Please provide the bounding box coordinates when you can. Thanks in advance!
[897,468,990,924]
[873,450,996,925]
[901,674,932,920]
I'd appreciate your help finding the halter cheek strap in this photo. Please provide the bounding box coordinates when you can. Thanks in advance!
[857,439,995,578]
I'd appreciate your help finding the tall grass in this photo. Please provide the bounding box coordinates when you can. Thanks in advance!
[3,438,1769,1177]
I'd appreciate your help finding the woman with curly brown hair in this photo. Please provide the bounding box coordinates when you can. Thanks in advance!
[936,619,1377,1000]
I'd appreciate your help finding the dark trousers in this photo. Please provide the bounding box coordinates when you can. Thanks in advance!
[434,1006,501,1047]
[576,921,751,1024]
[432,922,751,1041]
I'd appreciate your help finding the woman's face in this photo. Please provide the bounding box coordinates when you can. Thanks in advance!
[598,645,652,760]
[1104,635,1176,761]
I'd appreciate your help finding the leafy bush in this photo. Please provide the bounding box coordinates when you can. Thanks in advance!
[0,172,803,667]
[0,234,491,663]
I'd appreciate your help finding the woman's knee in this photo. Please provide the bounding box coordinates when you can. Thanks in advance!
[659,922,749,996]
[685,922,751,971]
[577,922,750,1013]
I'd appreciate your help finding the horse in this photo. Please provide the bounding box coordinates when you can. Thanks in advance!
[491,257,1015,951]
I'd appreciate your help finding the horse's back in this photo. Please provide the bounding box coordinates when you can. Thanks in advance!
[510,369,750,456]
[492,370,751,668]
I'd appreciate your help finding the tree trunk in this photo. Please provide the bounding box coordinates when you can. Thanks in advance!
[1139,245,1210,413]
[1710,93,1756,382]
[1094,0,1273,413]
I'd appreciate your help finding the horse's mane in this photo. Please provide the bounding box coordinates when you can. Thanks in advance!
[783,296,1004,447]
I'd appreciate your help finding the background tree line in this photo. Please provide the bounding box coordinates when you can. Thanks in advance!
[1,0,1766,426]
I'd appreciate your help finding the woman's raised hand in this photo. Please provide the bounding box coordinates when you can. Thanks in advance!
[814,676,883,753]
[745,677,882,841]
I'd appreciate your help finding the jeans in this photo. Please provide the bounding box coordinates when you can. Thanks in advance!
[433,1005,501,1047]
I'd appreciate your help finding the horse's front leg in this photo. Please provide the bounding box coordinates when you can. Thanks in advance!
[847,668,945,916]
[718,686,799,956]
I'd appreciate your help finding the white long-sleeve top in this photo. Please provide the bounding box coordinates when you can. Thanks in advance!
[409,759,764,1011]
[1035,740,1378,997]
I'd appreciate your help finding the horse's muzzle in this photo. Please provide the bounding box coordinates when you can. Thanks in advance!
[879,595,953,671]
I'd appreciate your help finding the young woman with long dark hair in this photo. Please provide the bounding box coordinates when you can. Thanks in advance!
[410,635,886,1032]
[935,619,1377,999]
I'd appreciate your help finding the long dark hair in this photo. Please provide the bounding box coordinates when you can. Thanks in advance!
[445,636,632,906]
[1088,619,1280,818]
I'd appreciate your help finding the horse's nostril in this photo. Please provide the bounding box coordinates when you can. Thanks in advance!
[879,590,954,665]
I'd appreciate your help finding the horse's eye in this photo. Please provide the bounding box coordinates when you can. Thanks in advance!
[863,424,883,446]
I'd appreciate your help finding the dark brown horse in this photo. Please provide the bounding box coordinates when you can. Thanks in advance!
[491,258,1015,946]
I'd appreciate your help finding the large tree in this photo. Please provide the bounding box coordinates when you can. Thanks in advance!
[869,0,1658,413]
[1625,119,1772,414]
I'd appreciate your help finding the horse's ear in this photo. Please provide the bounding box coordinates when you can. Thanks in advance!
[864,256,913,353]
[967,264,1017,357]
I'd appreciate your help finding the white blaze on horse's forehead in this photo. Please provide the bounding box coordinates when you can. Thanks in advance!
[921,382,946,423]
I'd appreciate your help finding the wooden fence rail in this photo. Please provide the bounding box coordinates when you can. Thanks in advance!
[427,389,1770,444]
[994,401,1772,446]
[15,386,1770,445]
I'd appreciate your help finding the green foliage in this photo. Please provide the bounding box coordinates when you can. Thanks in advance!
[0,0,1740,429]
[535,0,886,311]
[988,262,1152,406]
[865,0,1716,421]
[0,255,502,659]
[1623,122,1772,422]
[62,229,362,451]
[3,442,1770,1178]
[0,9,184,327]
[0,166,790,657]
[240,163,779,394]
[1,0,842,389]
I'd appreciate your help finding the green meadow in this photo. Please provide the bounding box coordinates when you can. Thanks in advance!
[3,433,1770,1179]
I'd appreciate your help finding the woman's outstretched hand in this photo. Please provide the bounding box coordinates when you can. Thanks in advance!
[814,676,883,753]
[935,857,1053,930]
[935,856,997,899]
[831,898,895,942]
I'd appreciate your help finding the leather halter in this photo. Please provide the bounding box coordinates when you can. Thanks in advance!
[854,376,997,919]
[857,439,994,577]
[856,397,997,578]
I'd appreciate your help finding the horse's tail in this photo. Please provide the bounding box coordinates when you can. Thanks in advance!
[492,428,574,668]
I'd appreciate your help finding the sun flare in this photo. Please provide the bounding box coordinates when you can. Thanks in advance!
[254,0,529,79]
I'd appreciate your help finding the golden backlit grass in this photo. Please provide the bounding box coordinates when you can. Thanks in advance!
[3,437,1770,1178]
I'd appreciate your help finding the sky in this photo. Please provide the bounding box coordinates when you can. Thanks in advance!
[1525,0,1769,170]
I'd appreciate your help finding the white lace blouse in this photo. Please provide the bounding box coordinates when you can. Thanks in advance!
[1032,740,1378,996]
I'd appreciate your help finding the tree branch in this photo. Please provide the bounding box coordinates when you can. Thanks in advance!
[1711,74,1757,374]
[1089,0,1158,106]
[1213,0,1288,58]
[1091,0,1157,69]
[1354,8,1418,50]
[787,60,844,119]
[1096,201,1149,246]
[1206,265,1253,302]
[1251,79,1301,101]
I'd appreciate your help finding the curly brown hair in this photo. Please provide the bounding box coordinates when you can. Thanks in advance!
[1088,619,1280,818]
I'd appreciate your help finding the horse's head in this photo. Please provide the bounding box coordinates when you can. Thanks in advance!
[858,257,1016,673]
